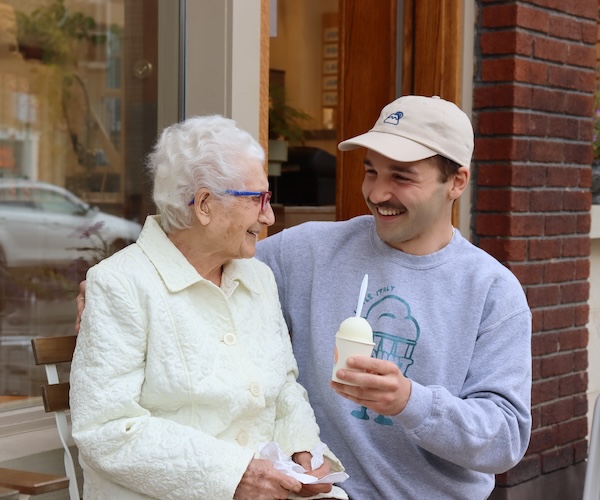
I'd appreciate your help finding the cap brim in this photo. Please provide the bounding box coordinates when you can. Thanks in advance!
[338,131,438,163]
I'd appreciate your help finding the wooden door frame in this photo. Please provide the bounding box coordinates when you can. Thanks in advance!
[336,0,464,222]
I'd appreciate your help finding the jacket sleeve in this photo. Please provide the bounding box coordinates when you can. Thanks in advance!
[396,308,532,473]
[70,264,254,500]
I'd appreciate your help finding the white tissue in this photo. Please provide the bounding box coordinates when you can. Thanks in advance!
[257,442,349,484]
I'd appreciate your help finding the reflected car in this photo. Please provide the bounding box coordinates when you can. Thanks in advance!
[0,179,142,268]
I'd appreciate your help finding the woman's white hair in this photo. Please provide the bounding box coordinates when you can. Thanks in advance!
[146,115,265,233]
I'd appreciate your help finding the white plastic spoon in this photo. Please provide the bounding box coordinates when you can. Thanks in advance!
[355,274,369,317]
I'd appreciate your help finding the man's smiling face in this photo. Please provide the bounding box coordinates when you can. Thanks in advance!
[361,149,458,255]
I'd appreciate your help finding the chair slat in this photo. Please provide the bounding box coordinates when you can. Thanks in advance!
[31,336,77,365]
[42,382,70,412]
[0,468,69,495]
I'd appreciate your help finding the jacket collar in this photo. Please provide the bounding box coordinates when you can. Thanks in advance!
[136,215,261,295]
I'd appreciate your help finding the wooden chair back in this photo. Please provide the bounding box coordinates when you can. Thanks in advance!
[30,335,80,500]
[0,335,77,498]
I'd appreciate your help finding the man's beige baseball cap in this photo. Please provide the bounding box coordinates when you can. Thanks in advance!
[338,95,474,168]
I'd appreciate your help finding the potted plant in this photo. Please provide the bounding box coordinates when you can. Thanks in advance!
[15,0,101,65]
[268,82,312,176]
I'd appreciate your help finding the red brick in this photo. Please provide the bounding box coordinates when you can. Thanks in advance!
[564,142,594,165]
[479,238,528,261]
[558,328,589,352]
[525,0,596,19]
[580,166,592,188]
[474,137,530,161]
[510,262,544,285]
[476,163,547,187]
[544,260,576,282]
[545,214,579,236]
[532,378,560,405]
[577,213,591,233]
[575,303,590,326]
[531,87,569,112]
[547,166,585,187]
[473,84,533,109]
[480,30,533,56]
[581,20,598,44]
[558,371,588,397]
[557,416,588,444]
[528,238,562,260]
[574,258,590,279]
[547,115,581,140]
[574,349,588,371]
[530,140,564,163]
[476,214,545,236]
[548,13,585,41]
[540,397,576,425]
[562,236,591,257]
[528,427,556,454]
[475,188,530,211]
[527,284,560,308]
[532,331,560,356]
[563,191,592,211]
[478,111,517,135]
[560,281,590,303]
[566,92,595,116]
[533,35,567,63]
[530,191,563,211]
[481,4,519,28]
[517,4,551,32]
[531,404,542,426]
[542,306,575,330]
[481,59,549,85]
[532,309,544,333]
[566,43,596,69]
[574,393,589,416]
[548,65,595,91]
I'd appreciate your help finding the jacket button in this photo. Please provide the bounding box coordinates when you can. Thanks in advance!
[237,431,249,446]
[249,382,261,397]
[223,333,237,345]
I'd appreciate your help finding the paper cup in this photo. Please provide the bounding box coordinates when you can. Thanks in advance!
[332,336,375,385]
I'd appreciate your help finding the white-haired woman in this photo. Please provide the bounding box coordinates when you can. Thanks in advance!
[70,116,347,500]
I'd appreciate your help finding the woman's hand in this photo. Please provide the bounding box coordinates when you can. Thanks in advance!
[291,452,333,497]
[74,280,87,334]
[234,458,302,499]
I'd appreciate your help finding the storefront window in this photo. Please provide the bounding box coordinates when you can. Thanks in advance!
[0,0,159,412]
[268,0,338,232]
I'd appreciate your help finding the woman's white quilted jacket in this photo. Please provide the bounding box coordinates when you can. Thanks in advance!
[70,216,344,499]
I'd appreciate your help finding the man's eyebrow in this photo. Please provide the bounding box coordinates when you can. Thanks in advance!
[363,157,420,174]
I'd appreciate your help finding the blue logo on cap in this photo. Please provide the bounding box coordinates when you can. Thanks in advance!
[383,111,404,125]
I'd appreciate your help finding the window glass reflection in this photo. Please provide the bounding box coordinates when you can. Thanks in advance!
[0,0,158,411]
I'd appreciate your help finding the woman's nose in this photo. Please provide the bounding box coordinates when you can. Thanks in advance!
[259,203,275,226]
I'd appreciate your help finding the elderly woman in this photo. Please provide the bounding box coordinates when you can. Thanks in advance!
[70,116,347,500]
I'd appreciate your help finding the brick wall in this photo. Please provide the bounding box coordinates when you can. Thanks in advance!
[473,0,596,495]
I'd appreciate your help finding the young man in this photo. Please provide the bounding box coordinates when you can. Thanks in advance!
[255,95,532,499]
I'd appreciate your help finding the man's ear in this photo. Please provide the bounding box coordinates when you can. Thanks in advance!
[193,189,212,225]
[449,167,470,201]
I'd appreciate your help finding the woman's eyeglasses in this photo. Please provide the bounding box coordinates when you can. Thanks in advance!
[188,190,272,212]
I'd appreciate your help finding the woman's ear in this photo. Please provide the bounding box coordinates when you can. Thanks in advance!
[193,189,212,225]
